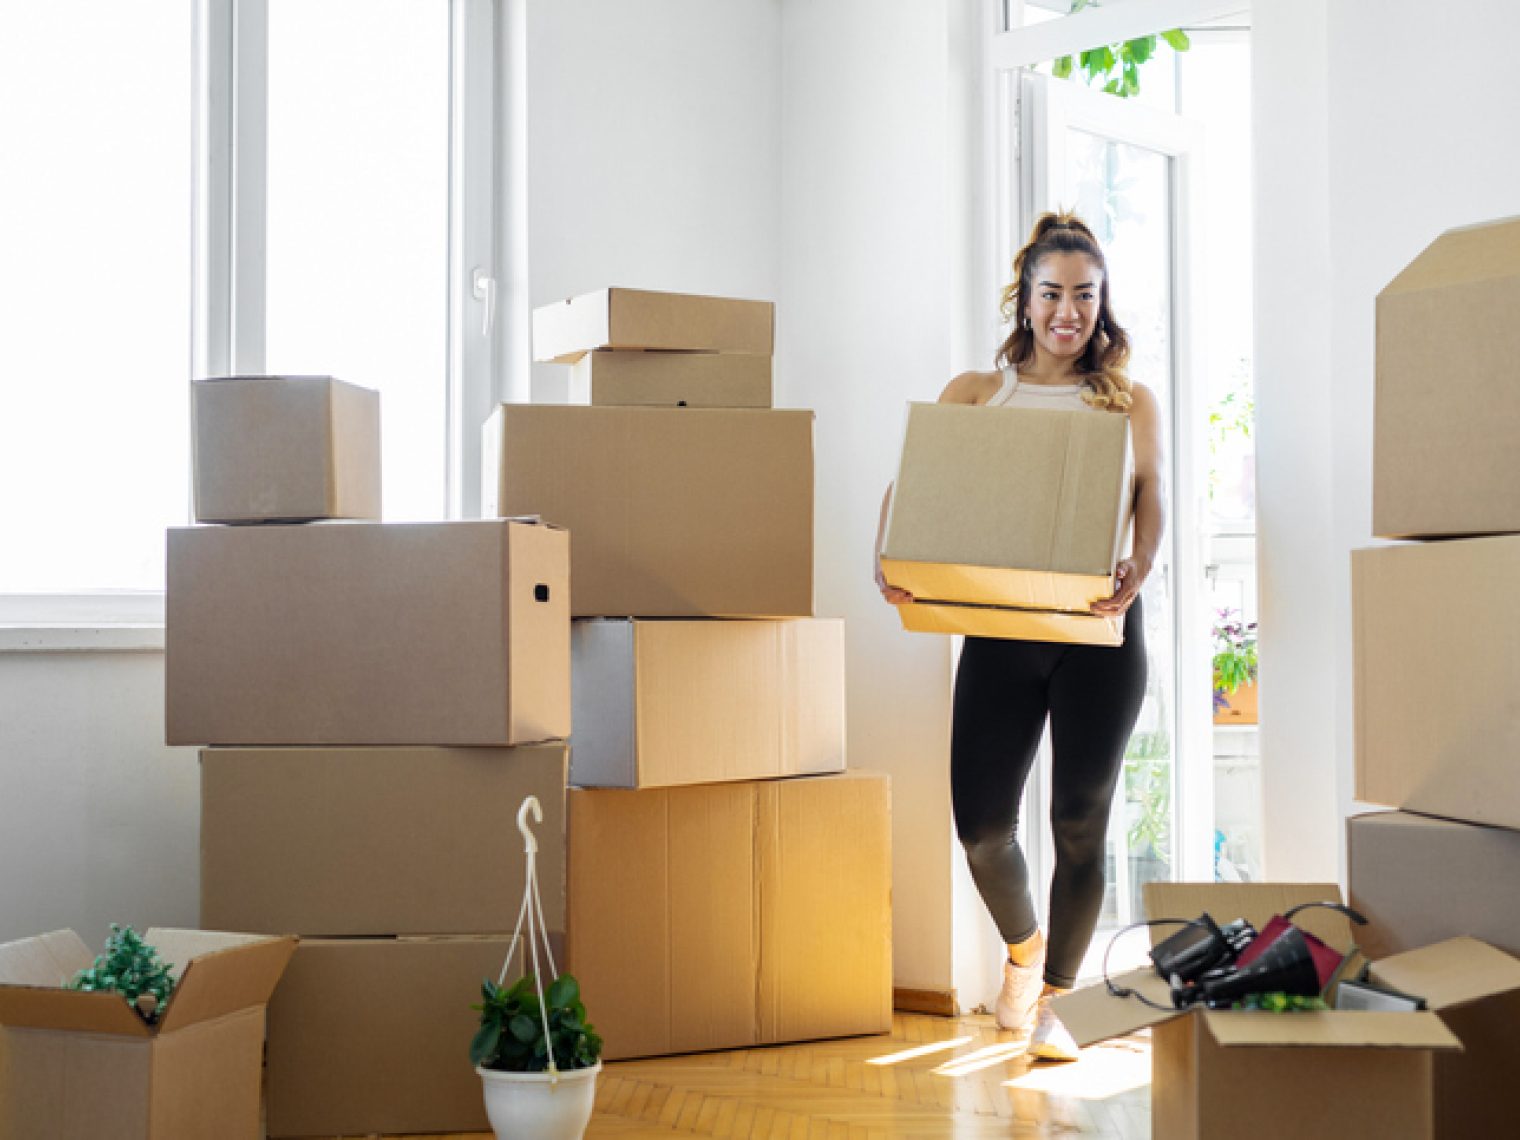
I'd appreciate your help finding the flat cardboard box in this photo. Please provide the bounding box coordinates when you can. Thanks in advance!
[571,618,845,788]
[193,375,381,524]
[483,405,813,618]
[1053,882,1464,1140]
[566,772,892,1059]
[200,743,567,936]
[532,287,774,363]
[265,935,518,1138]
[570,349,772,407]
[165,518,569,745]
[1348,811,1520,959]
[881,402,1131,645]
[1371,936,1520,1139]
[1375,216,1520,538]
[0,929,295,1140]
[1352,537,1520,829]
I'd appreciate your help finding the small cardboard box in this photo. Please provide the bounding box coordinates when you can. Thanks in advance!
[1370,936,1520,1140]
[200,743,567,936]
[571,618,845,788]
[193,375,381,524]
[483,405,813,618]
[881,403,1131,645]
[1053,882,1463,1140]
[165,518,569,746]
[1349,810,1520,960]
[532,287,774,363]
[570,349,772,408]
[1375,216,1520,538]
[567,772,892,1060]
[0,929,295,1140]
[265,935,519,1139]
[1352,537,1520,829]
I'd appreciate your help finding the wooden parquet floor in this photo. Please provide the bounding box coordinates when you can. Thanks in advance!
[401,1010,1151,1139]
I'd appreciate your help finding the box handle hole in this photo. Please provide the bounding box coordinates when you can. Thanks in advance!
[534,584,550,603]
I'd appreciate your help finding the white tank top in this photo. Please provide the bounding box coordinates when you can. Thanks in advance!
[985,368,1092,412]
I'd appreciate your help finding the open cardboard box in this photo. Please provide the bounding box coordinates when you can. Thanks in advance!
[1052,883,1491,1140]
[881,402,1132,646]
[0,928,295,1139]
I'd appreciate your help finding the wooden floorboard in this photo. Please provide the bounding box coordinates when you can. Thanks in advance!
[356,1010,1149,1139]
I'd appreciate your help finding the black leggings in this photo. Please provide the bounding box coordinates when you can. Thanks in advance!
[950,598,1148,989]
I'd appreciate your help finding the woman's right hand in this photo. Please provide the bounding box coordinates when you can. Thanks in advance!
[875,561,914,605]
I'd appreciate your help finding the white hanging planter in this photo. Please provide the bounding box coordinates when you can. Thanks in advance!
[474,795,601,1140]
[478,1060,601,1140]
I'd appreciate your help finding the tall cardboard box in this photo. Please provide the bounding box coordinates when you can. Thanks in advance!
[200,743,567,935]
[533,287,774,363]
[0,929,295,1140]
[1375,216,1520,538]
[881,402,1131,645]
[165,518,569,745]
[570,349,772,408]
[483,405,813,618]
[192,375,381,524]
[1348,811,1520,959]
[1053,883,1464,1140]
[571,618,845,788]
[265,935,516,1138]
[566,773,892,1059]
[1351,537,1520,830]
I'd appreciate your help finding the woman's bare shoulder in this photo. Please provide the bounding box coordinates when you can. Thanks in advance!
[938,370,1001,405]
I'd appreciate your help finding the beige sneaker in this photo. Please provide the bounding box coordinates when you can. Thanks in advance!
[1027,993,1079,1061]
[994,955,1044,1034]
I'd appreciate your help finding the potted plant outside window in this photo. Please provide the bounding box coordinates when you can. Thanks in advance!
[471,797,601,1140]
[1212,608,1259,724]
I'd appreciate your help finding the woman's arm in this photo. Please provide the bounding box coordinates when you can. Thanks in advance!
[1092,382,1166,616]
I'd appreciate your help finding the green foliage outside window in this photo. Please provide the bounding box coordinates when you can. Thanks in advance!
[1050,0,1192,100]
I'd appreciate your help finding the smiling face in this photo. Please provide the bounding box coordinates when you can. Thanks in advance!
[1024,251,1104,366]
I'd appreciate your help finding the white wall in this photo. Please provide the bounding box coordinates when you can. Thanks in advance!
[0,650,199,944]
[1255,0,1520,881]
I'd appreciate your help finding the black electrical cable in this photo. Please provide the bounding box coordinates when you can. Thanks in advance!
[1101,917,1211,1012]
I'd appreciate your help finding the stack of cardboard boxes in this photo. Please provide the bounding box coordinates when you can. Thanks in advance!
[167,376,573,1137]
[1349,216,1520,965]
[514,287,893,1060]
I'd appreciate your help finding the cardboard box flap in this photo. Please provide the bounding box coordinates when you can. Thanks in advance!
[1369,936,1520,1011]
[0,929,94,986]
[1201,1009,1462,1051]
[1051,968,1182,1047]
[0,929,154,1036]
[1143,882,1354,954]
[153,931,297,1033]
[1381,215,1520,295]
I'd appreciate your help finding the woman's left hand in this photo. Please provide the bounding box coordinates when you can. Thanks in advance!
[1092,557,1149,617]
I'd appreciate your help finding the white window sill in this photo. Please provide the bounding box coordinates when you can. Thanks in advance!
[0,625,166,654]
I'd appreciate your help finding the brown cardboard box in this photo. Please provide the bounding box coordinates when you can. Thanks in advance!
[532,287,774,363]
[0,929,294,1140]
[200,743,567,936]
[570,349,772,407]
[881,403,1131,645]
[165,518,569,746]
[1352,537,1520,829]
[1375,217,1520,538]
[1054,883,1464,1140]
[571,618,845,788]
[265,935,516,1138]
[1371,936,1520,1140]
[193,375,381,524]
[1348,811,1520,959]
[483,405,813,618]
[567,772,892,1059]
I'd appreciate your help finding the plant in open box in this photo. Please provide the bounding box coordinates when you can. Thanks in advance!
[471,796,601,1140]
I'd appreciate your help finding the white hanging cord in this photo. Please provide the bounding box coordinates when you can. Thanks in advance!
[496,796,563,1079]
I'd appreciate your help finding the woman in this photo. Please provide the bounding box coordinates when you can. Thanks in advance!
[875,211,1165,1059]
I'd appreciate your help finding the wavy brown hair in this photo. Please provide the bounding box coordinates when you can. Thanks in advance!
[996,211,1133,412]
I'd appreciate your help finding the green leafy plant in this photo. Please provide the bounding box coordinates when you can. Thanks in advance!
[1124,727,1172,865]
[65,924,176,1024]
[471,973,602,1073]
[1212,608,1258,710]
[1050,1,1191,99]
[1232,992,1328,1013]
